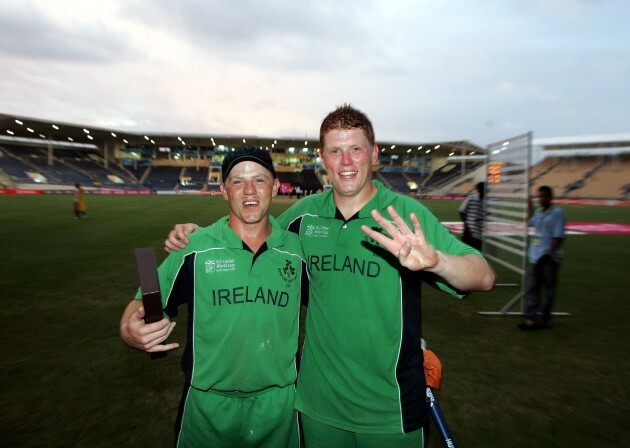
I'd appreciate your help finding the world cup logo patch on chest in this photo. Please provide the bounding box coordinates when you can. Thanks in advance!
[305,224,329,238]
[206,258,236,273]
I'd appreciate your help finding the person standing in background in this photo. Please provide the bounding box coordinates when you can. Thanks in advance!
[459,181,485,250]
[73,183,87,219]
[519,185,566,330]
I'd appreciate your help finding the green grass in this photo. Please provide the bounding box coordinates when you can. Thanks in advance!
[1,195,628,447]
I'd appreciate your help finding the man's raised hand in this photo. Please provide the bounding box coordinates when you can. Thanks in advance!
[361,205,439,272]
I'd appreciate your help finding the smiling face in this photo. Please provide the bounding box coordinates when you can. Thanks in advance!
[320,128,379,205]
[220,160,279,227]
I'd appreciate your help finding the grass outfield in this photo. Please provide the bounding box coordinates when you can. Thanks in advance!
[1,194,628,447]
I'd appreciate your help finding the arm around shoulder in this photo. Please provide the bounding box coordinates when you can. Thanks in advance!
[164,223,201,253]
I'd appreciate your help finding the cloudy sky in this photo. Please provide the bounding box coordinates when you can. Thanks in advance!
[0,0,628,146]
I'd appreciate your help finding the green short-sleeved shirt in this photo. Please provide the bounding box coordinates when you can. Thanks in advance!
[277,181,481,434]
[136,216,306,393]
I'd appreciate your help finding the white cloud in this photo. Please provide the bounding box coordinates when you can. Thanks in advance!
[0,0,628,145]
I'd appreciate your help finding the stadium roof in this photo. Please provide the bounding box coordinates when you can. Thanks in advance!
[0,112,484,158]
[534,134,630,147]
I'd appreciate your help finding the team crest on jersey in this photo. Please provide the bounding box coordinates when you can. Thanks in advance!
[305,224,329,238]
[278,259,297,286]
[206,258,236,273]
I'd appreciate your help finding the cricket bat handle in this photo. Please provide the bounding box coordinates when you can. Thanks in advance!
[134,248,168,361]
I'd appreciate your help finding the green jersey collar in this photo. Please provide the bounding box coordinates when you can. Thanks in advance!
[311,180,398,219]
[206,215,287,250]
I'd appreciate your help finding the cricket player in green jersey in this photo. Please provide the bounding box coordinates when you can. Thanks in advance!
[120,147,307,448]
[165,105,496,447]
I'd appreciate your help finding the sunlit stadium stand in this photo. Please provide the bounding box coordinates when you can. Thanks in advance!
[530,134,630,199]
[530,157,597,194]
[526,155,623,198]
[563,155,630,199]
[529,156,563,182]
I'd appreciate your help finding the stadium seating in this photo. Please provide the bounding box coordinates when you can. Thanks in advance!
[179,166,209,190]
[565,155,630,199]
[124,164,149,184]
[0,145,142,188]
[423,162,482,191]
[530,157,562,182]
[2,141,628,199]
[0,147,39,183]
[142,166,183,190]
[449,178,477,195]
[378,171,413,194]
[6,146,93,185]
[56,151,138,187]
[531,156,603,197]
[406,172,428,190]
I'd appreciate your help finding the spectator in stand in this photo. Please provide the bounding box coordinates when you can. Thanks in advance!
[459,181,485,250]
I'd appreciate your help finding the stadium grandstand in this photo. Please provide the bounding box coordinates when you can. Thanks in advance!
[1,113,628,200]
[529,134,630,200]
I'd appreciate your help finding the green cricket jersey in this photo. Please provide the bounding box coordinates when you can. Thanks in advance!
[136,216,306,393]
[277,181,481,434]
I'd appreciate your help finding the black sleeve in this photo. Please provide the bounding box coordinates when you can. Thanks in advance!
[287,216,303,235]
[300,259,309,307]
[163,252,196,318]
